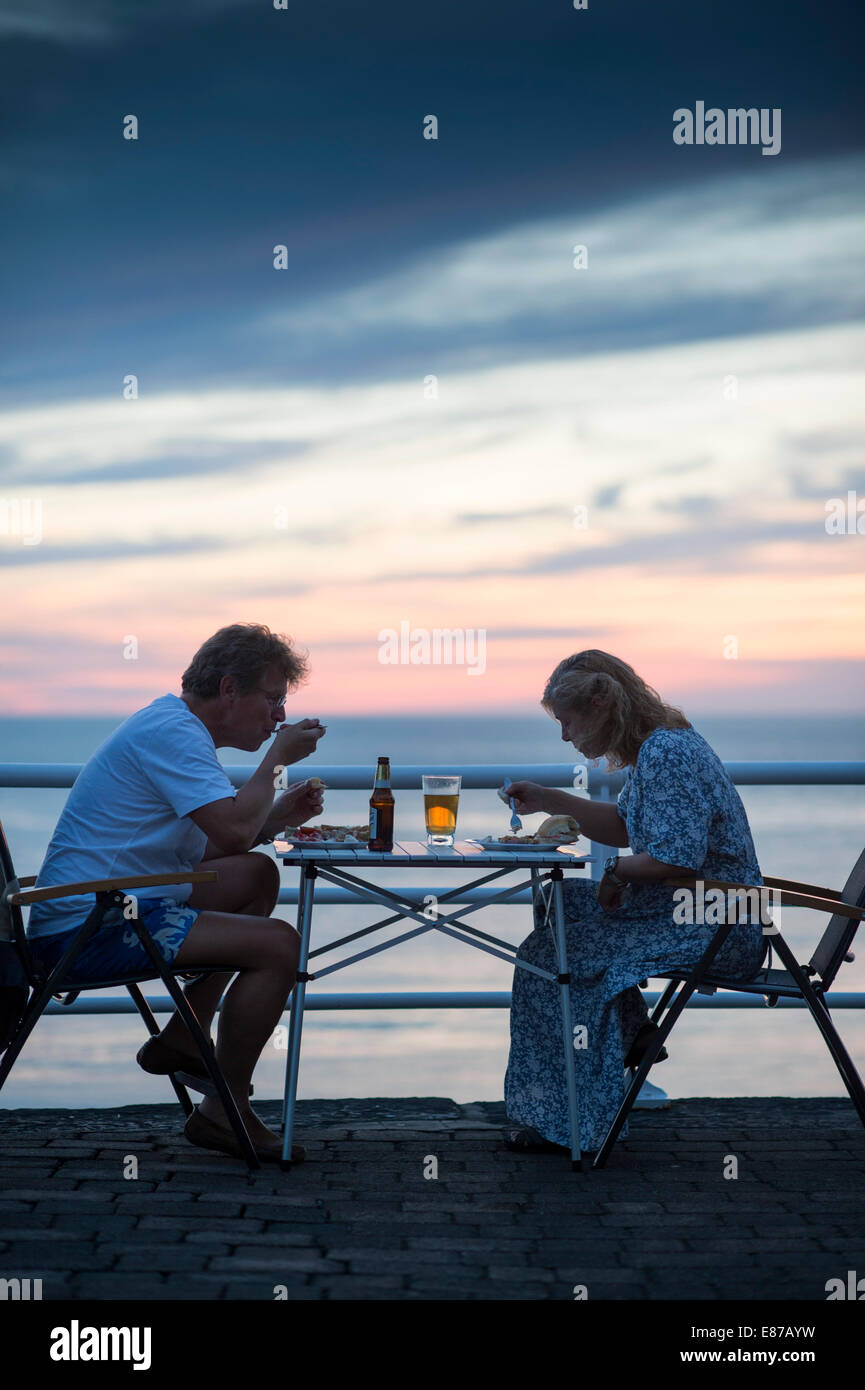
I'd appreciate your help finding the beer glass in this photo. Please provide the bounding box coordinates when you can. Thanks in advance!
[422,774,461,846]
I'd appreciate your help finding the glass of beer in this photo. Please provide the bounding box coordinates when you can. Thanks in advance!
[422,774,461,846]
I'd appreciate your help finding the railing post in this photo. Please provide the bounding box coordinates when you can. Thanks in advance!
[589,782,619,882]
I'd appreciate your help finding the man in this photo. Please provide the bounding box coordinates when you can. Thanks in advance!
[26,623,326,1161]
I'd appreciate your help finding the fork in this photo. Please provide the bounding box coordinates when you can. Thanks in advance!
[503,777,523,832]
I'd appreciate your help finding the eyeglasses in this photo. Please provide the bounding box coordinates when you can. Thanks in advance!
[255,688,287,712]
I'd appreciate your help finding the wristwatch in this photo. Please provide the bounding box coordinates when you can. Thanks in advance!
[603,854,627,887]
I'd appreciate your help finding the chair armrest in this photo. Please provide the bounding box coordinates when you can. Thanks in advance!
[661,875,863,921]
[761,875,842,900]
[17,875,38,888]
[10,870,218,906]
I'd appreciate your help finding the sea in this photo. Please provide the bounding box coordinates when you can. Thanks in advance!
[1,712,863,1109]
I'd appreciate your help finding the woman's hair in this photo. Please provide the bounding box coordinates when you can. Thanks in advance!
[541,649,690,769]
[181,623,309,699]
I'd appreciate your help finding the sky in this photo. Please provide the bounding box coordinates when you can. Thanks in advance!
[1,0,864,716]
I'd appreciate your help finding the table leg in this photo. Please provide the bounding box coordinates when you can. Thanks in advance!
[281,863,316,1170]
[280,865,306,1131]
[551,869,583,1172]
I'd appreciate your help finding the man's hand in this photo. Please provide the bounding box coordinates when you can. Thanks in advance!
[596,873,627,912]
[272,718,326,766]
[266,779,325,836]
[499,780,548,815]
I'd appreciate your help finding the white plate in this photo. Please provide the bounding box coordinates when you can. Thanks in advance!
[278,836,363,848]
[472,838,577,852]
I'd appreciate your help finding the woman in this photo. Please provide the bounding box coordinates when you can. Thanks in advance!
[502,650,768,1158]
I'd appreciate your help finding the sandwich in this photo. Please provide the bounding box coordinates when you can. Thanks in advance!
[535,815,581,843]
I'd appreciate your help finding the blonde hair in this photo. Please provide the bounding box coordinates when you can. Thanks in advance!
[541,650,690,769]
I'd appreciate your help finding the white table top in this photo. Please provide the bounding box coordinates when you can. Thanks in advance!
[274,838,591,868]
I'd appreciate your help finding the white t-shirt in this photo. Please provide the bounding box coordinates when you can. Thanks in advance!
[27,694,237,939]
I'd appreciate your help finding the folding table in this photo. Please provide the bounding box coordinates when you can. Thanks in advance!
[275,838,593,1170]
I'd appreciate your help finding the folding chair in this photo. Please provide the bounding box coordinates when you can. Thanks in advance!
[593,848,865,1169]
[0,818,261,1171]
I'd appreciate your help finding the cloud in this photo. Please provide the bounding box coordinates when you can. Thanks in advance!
[0,0,259,45]
[0,536,229,567]
[30,441,311,487]
[2,318,864,588]
[593,484,623,509]
[361,512,843,587]
[260,157,865,358]
[521,518,833,578]
[458,506,563,525]
[789,467,865,501]
[488,626,619,641]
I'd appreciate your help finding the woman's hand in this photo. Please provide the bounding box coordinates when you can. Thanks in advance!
[500,780,548,815]
[596,874,627,912]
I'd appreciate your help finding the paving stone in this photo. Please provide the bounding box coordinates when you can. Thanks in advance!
[190,1270,308,1287]
[231,1192,325,1207]
[557,1268,650,1288]
[74,1181,159,1194]
[114,1250,217,1271]
[0,1243,111,1268]
[208,1255,343,1273]
[308,1275,405,1294]
[1,1095,862,1301]
[406,1237,534,1253]
[523,1240,631,1262]
[404,1267,494,1287]
[0,1217,71,1239]
[0,1164,59,1177]
[138,1215,264,1233]
[1,1188,106,1202]
[50,1214,138,1235]
[107,1199,204,1216]
[263,1220,354,1239]
[337,1249,454,1269]
[71,1277,168,1298]
[488,1265,556,1282]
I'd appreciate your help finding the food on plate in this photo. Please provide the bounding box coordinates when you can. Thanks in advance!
[480,814,581,846]
[283,823,370,843]
[536,815,581,842]
[318,823,370,842]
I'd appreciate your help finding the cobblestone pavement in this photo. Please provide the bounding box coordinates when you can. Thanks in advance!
[1,1096,863,1300]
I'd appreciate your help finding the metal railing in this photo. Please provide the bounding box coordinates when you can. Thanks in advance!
[3,759,864,1018]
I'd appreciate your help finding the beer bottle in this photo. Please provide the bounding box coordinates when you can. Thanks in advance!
[368,755,394,851]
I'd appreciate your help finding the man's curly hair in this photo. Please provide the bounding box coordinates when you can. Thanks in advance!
[181,623,309,699]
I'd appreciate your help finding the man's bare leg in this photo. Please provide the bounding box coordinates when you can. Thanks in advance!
[158,852,281,1055]
[169,909,299,1145]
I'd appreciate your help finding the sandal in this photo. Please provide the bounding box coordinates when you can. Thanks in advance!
[137,1035,254,1097]
[184,1107,305,1164]
[504,1126,570,1154]
[623,1021,668,1069]
[505,1128,598,1161]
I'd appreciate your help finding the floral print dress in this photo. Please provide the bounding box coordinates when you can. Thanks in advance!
[504,725,768,1152]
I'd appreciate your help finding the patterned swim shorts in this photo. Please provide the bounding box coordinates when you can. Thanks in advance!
[27,897,201,986]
